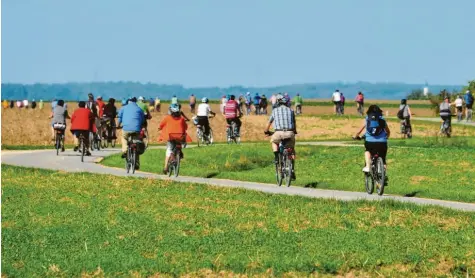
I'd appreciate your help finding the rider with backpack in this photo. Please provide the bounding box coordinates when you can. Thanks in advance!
[354,105,391,177]
[397,99,413,136]
[464,90,473,120]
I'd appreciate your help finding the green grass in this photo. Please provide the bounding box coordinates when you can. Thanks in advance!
[2,165,474,277]
[103,143,475,203]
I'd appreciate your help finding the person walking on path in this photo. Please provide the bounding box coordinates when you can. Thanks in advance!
[189,94,196,114]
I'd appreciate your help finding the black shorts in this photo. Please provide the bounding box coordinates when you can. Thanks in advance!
[467,103,473,109]
[333,101,341,105]
[456,106,463,112]
[364,141,388,164]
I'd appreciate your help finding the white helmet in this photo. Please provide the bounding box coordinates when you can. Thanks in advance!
[169,103,180,113]
[276,94,286,104]
[138,96,144,101]
[202,97,208,103]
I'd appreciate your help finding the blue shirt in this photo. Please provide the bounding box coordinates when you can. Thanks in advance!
[118,102,145,132]
[245,95,252,104]
[253,95,261,105]
[365,115,388,143]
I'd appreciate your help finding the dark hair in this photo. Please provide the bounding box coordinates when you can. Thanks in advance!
[108,98,115,103]
[88,93,93,99]
[230,95,235,100]
[358,92,362,95]
[366,104,382,115]
[57,100,65,107]
[78,101,86,108]
[129,97,137,102]
[401,99,407,105]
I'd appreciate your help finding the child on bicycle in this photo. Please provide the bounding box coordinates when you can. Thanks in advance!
[71,101,93,156]
[354,105,390,182]
[158,104,191,174]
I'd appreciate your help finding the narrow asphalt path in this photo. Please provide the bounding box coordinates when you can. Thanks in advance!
[2,143,475,212]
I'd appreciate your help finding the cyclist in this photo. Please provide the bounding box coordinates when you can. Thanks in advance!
[224,95,242,137]
[137,96,152,124]
[158,104,189,174]
[332,89,342,114]
[71,101,93,156]
[353,105,391,179]
[86,93,99,142]
[31,99,37,109]
[398,99,413,133]
[253,93,261,115]
[39,99,44,110]
[196,97,216,139]
[171,94,178,105]
[440,96,454,131]
[118,97,145,168]
[155,97,161,112]
[455,95,464,121]
[260,94,268,115]
[245,92,252,115]
[465,90,473,121]
[293,93,303,114]
[49,99,70,149]
[95,96,106,139]
[103,98,118,140]
[264,94,297,180]
[355,92,364,116]
[189,94,196,114]
[2,99,8,109]
[340,93,346,114]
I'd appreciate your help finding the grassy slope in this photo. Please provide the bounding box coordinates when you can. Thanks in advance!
[2,165,474,277]
[103,143,475,203]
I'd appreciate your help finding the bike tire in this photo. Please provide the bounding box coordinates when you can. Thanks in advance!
[131,149,136,174]
[111,139,116,148]
[126,147,131,173]
[174,154,181,177]
[364,173,374,194]
[196,130,201,147]
[55,134,60,156]
[276,156,283,187]
[285,157,293,187]
[81,138,85,163]
[167,156,174,177]
[376,157,385,196]
[208,129,214,145]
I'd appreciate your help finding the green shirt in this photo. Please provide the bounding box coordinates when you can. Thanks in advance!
[294,96,303,105]
[171,97,178,104]
[137,101,148,115]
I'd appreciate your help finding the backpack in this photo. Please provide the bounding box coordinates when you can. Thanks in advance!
[366,113,385,136]
[133,139,146,155]
[465,94,474,105]
[397,105,406,120]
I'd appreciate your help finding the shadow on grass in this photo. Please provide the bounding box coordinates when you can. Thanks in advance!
[205,172,219,178]
[404,191,421,198]
[304,182,320,188]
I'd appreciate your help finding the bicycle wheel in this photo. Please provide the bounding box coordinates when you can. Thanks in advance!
[81,137,85,163]
[275,155,283,186]
[130,149,136,174]
[143,128,149,149]
[174,153,181,177]
[55,133,60,156]
[364,173,374,194]
[196,130,201,147]
[208,129,214,145]
[376,157,385,196]
[125,147,131,173]
[89,132,94,151]
[167,156,174,177]
[284,156,293,187]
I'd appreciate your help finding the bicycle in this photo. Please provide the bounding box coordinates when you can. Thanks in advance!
[336,102,343,116]
[467,108,473,122]
[100,117,116,148]
[400,118,412,139]
[166,133,186,177]
[440,116,453,138]
[356,102,364,117]
[265,131,295,187]
[226,119,241,144]
[53,123,66,156]
[353,136,386,195]
[194,116,214,147]
[89,131,101,151]
[295,104,302,115]
[117,126,142,174]
[78,132,87,163]
[456,107,463,122]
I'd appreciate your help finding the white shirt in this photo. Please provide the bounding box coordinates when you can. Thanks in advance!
[332,92,341,102]
[221,98,227,105]
[455,98,463,107]
[197,103,212,116]
[23,100,29,106]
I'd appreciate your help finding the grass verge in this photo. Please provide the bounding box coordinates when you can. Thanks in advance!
[103,143,475,203]
[2,165,474,277]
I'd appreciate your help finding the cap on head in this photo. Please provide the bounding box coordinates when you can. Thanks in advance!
[202,97,208,103]
[230,95,235,100]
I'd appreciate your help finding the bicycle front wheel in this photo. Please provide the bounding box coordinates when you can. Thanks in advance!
[208,129,214,145]
[167,156,174,177]
[143,129,149,149]
[376,157,385,196]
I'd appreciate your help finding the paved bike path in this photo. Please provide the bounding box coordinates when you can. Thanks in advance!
[2,145,475,212]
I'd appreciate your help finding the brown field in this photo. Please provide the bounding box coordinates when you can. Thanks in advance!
[2,103,474,146]
[299,105,435,117]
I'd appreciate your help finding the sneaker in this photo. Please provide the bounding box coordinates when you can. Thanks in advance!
[362,167,370,173]
[121,152,127,159]
[73,146,79,152]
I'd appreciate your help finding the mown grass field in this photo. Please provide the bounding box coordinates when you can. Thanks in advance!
[2,165,474,277]
[103,141,475,203]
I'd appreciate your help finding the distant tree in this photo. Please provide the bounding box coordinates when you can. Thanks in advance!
[406,89,428,100]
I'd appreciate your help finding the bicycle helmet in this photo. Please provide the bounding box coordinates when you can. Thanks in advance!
[88,93,94,99]
[276,94,286,104]
[169,103,180,113]
[202,97,208,103]
[138,96,144,101]
[96,96,102,100]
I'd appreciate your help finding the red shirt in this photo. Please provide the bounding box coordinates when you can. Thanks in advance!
[97,100,105,117]
[224,100,239,119]
[71,108,93,131]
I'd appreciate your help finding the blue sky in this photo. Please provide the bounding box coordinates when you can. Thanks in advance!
[2,0,474,87]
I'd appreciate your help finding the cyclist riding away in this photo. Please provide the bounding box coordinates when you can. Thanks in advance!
[137,96,152,127]
[49,100,70,150]
[171,94,178,105]
[158,104,190,174]
[332,89,342,114]
[293,93,303,114]
[355,92,364,116]
[86,93,99,141]
[196,97,216,138]
[95,96,105,139]
[264,94,297,180]
[354,105,391,178]
[465,90,473,121]
[398,98,413,131]
[455,95,463,121]
[118,97,145,168]
[224,95,242,136]
[440,96,453,131]
[103,98,118,139]
[71,101,93,156]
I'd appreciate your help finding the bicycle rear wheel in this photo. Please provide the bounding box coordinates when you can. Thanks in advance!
[55,134,60,156]
[364,173,374,194]
[376,157,385,196]
[174,154,181,177]
[283,155,293,187]
[208,129,214,145]
[125,147,131,173]
[167,156,174,177]
[196,130,201,147]
[81,138,85,163]
[275,156,283,186]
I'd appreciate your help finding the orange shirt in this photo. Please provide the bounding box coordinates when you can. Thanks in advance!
[158,115,191,142]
